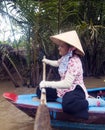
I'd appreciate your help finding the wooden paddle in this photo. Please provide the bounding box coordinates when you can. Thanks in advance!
[34,56,52,130]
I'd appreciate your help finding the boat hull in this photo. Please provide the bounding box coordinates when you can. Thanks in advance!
[3,87,105,129]
[13,102,105,124]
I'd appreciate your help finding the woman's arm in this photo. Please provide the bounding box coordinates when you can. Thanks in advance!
[40,71,75,89]
[42,58,59,67]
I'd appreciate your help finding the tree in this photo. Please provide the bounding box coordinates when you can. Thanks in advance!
[1,0,105,79]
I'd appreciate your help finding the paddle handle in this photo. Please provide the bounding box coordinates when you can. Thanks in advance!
[41,56,47,105]
[43,56,46,81]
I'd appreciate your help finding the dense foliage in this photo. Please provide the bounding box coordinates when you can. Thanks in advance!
[0,0,105,85]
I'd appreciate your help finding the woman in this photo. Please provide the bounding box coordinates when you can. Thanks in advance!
[37,30,105,119]
[36,30,89,119]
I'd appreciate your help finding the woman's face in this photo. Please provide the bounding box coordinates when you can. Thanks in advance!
[58,42,70,56]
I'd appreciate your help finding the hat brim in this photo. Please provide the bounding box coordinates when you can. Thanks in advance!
[50,30,85,56]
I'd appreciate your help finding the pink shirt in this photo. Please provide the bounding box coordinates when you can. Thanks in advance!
[57,55,88,98]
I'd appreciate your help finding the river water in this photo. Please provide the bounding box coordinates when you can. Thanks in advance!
[0,77,105,130]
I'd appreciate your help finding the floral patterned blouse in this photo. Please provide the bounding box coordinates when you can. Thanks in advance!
[57,55,88,98]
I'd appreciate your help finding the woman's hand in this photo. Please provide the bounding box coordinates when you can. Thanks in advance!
[39,80,46,89]
[42,58,47,63]
[42,58,59,67]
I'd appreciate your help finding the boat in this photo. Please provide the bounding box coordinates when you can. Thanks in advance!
[3,87,105,130]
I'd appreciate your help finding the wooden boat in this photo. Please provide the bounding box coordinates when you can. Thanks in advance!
[3,87,105,130]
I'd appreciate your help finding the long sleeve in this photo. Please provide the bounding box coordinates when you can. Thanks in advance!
[42,70,75,89]
[43,59,59,67]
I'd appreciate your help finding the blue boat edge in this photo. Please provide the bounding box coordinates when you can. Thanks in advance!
[3,86,105,129]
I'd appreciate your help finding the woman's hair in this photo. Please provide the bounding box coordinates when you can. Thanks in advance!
[67,44,72,48]
[73,49,81,57]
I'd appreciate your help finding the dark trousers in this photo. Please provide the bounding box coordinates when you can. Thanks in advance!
[36,85,89,119]
[62,85,89,119]
[36,87,58,102]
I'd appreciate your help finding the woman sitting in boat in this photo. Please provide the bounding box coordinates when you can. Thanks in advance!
[36,30,105,119]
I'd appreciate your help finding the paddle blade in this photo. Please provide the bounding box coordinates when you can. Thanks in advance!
[34,104,52,130]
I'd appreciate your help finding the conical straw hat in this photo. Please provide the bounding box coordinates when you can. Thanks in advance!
[50,30,85,56]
